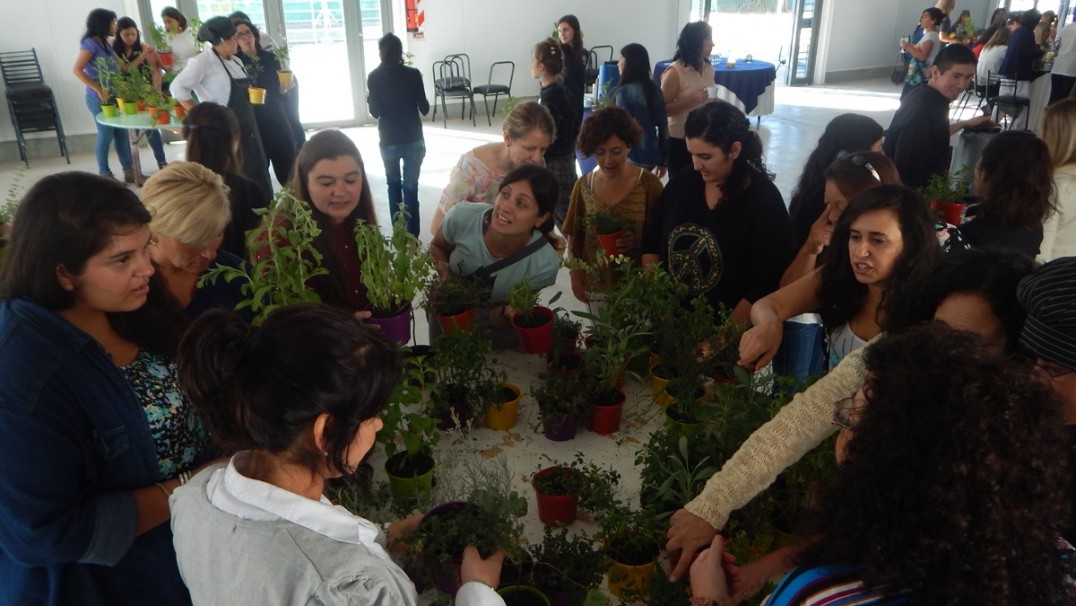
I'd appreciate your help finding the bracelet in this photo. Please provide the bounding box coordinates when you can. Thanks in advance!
[690,598,722,606]
[155,482,172,498]
[178,470,192,486]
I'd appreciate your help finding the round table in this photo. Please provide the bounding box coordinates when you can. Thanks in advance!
[653,58,777,117]
[95,110,183,186]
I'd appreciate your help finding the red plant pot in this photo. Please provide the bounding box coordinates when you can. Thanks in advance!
[512,306,554,355]
[595,231,623,256]
[533,467,580,526]
[156,109,170,125]
[159,52,175,69]
[588,388,626,434]
[931,200,967,226]
[437,308,474,334]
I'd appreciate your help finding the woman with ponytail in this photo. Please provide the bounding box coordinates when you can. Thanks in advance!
[171,304,507,605]
[532,37,579,230]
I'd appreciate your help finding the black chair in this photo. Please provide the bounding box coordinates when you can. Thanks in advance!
[0,48,69,166]
[985,70,1030,130]
[472,61,514,126]
[431,53,475,127]
[953,74,995,119]
[584,45,614,93]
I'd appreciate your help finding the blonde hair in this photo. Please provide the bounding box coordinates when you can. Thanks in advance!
[984,26,1011,50]
[1041,99,1076,167]
[501,100,555,141]
[141,162,232,245]
[934,0,955,14]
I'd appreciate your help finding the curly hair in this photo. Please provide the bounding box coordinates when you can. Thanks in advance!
[797,323,1068,605]
[818,184,938,331]
[576,106,642,156]
[533,37,564,78]
[673,21,712,71]
[683,101,772,207]
[976,130,1055,229]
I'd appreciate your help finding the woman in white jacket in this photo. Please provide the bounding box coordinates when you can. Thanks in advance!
[1037,98,1076,262]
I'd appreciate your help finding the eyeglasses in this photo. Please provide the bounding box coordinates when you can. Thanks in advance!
[832,396,868,431]
[836,151,881,183]
[1034,359,1076,380]
[235,31,253,39]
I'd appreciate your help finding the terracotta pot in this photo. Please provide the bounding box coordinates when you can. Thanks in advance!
[595,230,623,256]
[437,308,474,334]
[147,106,158,118]
[173,104,187,118]
[931,200,968,226]
[156,109,170,125]
[159,52,175,69]
[136,99,147,111]
[512,306,554,355]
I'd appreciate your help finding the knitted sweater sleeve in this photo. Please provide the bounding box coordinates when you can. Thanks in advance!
[684,343,870,529]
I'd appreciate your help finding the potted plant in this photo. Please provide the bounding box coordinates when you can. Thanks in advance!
[579,305,650,435]
[0,165,26,245]
[547,312,582,373]
[531,370,590,441]
[274,40,293,88]
[428,327,506,430]
[242,53,266,104]
[485,382,523,431]
[144,89,170,124]
[530,454,619,527]
[148,25,175,69]
[92,57,120,117]
[112,67,145,114]
[587,208,631,257]
[635,430,717,521]
[353,206,434,344]
[529,527,606,606]
[507,279,557,354]
[379,352,440,511]
[596,503,663,599]
[423,270,490,334]
[200,189,327,325]
[920,168,972,226]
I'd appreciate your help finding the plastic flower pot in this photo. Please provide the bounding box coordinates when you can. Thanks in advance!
[122,101,138,116]
[931,200,967,226]
[277,70,294,88]
[136,99,147,111]
[437,308,474,334]
[159,52,175,69]
[367,306,412,345]
[100,104,119,118]
[588,388,626,434]
[115,98,128,112]
[147,106,158,119]
[173,104,187,119]
[595,230,623,257]
[497,585,551,605]
[512,306,554,354]
[606,559,655,598]
[532,467,580,526]
[650,363,673,407]
[485,383,521,431]
[419,501,484,597]
[541,412,577,442]
[156,109,170,125]
[384,450,435,509]
[248,87,267,104]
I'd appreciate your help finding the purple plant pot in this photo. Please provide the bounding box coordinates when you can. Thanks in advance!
[542,413,578,442]
[367,306,412,345]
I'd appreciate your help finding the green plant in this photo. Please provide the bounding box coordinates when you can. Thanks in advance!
[379,350,440,465]
[587,208,631,235]
[143,87,166,108]
[595,502,663,566]
[1,165,27,226]
[529,527,606,603]
[353,206,434,315]
[919,167,971,202]
[422,270,490,316]
[273,40,290,70]
[93,57,118,102]
[531,370,591,429]
[402,51,414,67]
[506,278,540,321]
[646,435,717,521]
[148,25,172,54]
[200,189,326,324]
[532,454,620,512]
[428,327,506,425]
[112,63,147,101]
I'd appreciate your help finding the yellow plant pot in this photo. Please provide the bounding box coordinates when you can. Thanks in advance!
[115,98,128,112]
[485,383,521,431]
[650,362,673,407]
[277,70,294,88]
[248,87,266,105]
[607,559,655,598]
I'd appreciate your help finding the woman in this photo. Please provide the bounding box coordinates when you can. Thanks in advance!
[776,151,900,384]
[665,247,1038,585]
[557,14,586,115]
[234,18,296,188]
[182,102,265,258]
[950,9,973,41]
[564,107,664,303]
[1039,98,1076,262]
[786,113,885,266]
[367,32,429,237]
[430,165,561,348]
[171,305,506,605]
[691,324,1067,606]
[899,7,944,99]
[113,16,169,170]
[661,21,716,175]
[1049,14,1076,105]
[934,0,956,37]
[141,162,251,321]
[612,42,669,175]
[976,26,1011,83]
[641,101,790,326]
[0,172,215,605]
[740,185,938,370]
[998,9,1044,87]
[430,101,554,235]
[1036,10,1058,48]
[161,7,198,74]
[170,16,273,198]
[975,7,1009,48]
[946,130,1054,257]
[72,8,136,182]
[533,37,579,231]
[289,129,378,314]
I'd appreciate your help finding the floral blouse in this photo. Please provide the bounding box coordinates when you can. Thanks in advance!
[437,150,504,216]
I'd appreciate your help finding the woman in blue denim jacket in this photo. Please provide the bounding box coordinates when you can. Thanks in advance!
[612,43,669,177]
[0,172,215,605]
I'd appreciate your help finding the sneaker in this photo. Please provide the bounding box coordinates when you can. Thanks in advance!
[100,171,118,180]
[123,169,148,184]
[157,161,168,169]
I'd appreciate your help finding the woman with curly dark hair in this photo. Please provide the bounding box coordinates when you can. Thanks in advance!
[739,184,938,369]
[946,130,1055,257]
[690,323,1069,605]
[563,106,663,303]
[661,21,715,175]
[642,101,789,325]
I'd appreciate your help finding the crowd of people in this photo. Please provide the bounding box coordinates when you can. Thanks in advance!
[3,5,1076,606]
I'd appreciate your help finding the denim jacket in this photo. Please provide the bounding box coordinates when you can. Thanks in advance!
[613,82,670,168]
[0,298,191,606]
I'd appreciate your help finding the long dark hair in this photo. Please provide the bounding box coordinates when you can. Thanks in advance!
[683,101,771,206]
[797,323,1067,604]
[82,8,116,42]
[818,184,938,331]
[0,172,185,354]
[976,130,1055,229]
[378,32,403,65]
[615,43,662,125]
[673,21,712,71]
[183,102,243,176]
[498,164,559,235]
[557,15,584,63]
[112,17,143,58]
[177,305,402,476]
[788,114,884,231]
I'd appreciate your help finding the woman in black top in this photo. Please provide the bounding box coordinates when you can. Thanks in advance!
[641,101,791,324]
[233,18,296,188]
[557,15,586,115]
[532,37,579,231]
[367,33,429,236]
[113,17,169,169]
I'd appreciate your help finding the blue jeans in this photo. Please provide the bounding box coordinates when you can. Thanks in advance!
[85,95,131,175]
[145,130,167,166]
[380,140,426,236]
[772,320,825,388]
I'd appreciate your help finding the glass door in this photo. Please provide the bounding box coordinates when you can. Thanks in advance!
[787,0,819,85]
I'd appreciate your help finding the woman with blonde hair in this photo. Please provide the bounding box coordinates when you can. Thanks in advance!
[141,162,250,320]
[1038,98,1076,262]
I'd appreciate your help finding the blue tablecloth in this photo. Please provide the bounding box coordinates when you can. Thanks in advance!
[653,59,776,114]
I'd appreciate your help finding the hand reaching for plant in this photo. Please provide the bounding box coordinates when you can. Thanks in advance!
[385,514,423,554]
[460,545,505,589]
[666,508,718,581]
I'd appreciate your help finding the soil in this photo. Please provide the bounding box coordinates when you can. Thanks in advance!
[385,450,434,479]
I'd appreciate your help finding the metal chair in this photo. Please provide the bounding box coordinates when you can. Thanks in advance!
[985,70,1030,130]
[0,48,69,166]
[431,53,475,127]
[471,61,514,126]
[584,45,614,93]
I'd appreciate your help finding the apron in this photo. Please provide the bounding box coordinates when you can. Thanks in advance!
[214,51,272,197]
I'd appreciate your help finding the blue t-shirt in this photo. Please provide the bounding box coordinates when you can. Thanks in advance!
[80,37,118,99]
